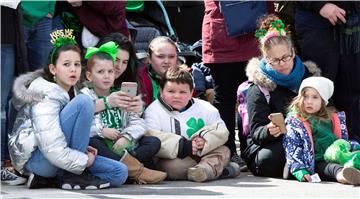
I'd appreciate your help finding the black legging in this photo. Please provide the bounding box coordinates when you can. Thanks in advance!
[89,135,161,168]
[247,139,286,178]
[206,62,248,156]
[315,161,343,182]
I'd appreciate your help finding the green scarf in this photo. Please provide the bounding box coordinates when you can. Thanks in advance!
[308,117,337,161]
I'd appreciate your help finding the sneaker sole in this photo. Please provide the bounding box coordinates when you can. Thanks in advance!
[343,167,360,185]
[187,168,207,182]
[61,182,110,190]
[2,177,27,186]
[26,173,35,188]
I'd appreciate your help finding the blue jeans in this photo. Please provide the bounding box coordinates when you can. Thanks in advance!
[22,17,53,71]
[52,16,64,31]
[25,94,127,186]
[1,44,15,163]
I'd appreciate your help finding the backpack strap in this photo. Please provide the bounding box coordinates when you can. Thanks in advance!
[258,85,270,104]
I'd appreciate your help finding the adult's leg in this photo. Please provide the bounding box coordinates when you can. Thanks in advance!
[252,139,286,178]
[336,52,360,141]
[207,62,247,156]
[156,156,198,180]
[295,25,340,81]
[25,17,53,71]
[134,136,161,166]
[1,44,15,163]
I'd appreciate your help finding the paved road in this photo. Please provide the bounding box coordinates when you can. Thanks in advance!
[1,172,359,198]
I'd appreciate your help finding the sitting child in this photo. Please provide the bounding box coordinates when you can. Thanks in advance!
[81,41,166,184]
[144,66,240,182]
[283,76,360,185]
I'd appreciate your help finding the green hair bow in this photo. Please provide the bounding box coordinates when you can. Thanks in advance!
[84,41,119,62]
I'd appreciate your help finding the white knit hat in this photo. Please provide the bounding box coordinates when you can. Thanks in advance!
[299,77,334,105]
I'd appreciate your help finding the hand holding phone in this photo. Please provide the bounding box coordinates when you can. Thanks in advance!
[269,113,286,134]
[121,82,138,97]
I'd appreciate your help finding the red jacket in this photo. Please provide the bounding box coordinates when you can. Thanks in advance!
[137,65,154,107]
[202,0,273,64]
[72,1,129,38]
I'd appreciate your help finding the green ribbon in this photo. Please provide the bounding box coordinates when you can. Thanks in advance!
[84,41,118,62]
[270,19,286,35]
[50,31,77,64]
[255,19,286,41]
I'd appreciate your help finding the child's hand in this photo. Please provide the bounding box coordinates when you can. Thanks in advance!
[193,136,205,150]
[191,139,199,155]
[86,150,96,167]
[86,146,98,156]
[191,136,206,155]
[302,174,312,182]
[102,128,120,141]
[113,137,129,150]
[107,91,131,109]
[125,95,143,113]
[266,121,282,137]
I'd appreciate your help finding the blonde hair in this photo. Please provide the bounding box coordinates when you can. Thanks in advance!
[287,87,334,121]
[148,36,177,57]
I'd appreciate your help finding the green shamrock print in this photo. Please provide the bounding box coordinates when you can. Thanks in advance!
[186,117,205,138]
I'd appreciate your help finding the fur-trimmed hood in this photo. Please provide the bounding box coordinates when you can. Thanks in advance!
[12,69,46,110]
[245,57,321,91]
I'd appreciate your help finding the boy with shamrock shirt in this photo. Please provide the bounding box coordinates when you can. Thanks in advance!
[144,66,240,182]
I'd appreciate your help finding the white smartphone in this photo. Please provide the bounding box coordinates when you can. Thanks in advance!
[121,82,138,97]
[269,112,286,133]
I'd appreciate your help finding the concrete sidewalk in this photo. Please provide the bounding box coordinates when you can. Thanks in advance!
[1,172,359,198]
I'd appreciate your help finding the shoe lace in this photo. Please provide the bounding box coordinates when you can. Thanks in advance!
[1,168,18,181]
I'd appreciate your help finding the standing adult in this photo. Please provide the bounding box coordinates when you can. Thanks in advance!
[242,15,321,178]
[295,2,360,142]
[21,0,54,71]
[201,0,273,163]
[1,0,28,185]
[70,0,129,44]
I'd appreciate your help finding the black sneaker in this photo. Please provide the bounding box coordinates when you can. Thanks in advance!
[219,162,241,179]
[230,153,248,172]
[61,170,110,190]
[27,173,60,189]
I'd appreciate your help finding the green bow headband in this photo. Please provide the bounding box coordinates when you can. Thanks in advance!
[49,29,77,64]
[84,41,119,62]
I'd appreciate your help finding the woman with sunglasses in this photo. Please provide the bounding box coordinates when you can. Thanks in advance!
[240,14,321,178]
